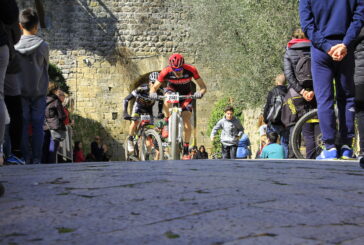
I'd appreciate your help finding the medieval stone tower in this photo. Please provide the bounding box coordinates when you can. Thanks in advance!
[15,0,223,160]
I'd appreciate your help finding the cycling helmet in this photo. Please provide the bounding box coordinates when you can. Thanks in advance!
[149,71,159,83]
[168,53,185,69]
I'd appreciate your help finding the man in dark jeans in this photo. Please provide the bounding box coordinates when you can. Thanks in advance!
[300,0,364,160]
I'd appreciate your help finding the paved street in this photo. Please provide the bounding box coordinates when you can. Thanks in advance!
[1,159,364,245]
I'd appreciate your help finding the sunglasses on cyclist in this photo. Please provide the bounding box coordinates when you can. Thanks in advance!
[173,67,183,72]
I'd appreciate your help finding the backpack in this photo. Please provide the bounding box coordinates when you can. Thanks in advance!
[266,87,286,124]
[295,50,312,87]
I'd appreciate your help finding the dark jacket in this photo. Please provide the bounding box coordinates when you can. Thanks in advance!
[15,35,49,97]
[44,94,66,131]
[196,151,208,159]
[0,0,19,47]
[284,39,312,93]
[354,28,364,86]
[300,0,364,52]
[263,85,288,125]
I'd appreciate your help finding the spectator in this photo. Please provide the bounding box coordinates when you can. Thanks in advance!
[196,145,208,159]
[42,82,66,163]
[256,114,267,158]
[73,141,85,163]
[190,146,199,159]
[101,143,111,161]
[300,0,364,160]
[210,106,244,159]
[57,90,74,126]
[91,136,104,161]
[354,27,364,165]
[0,0,19,166]
[15,8,49,164]
[236,133,251,159]
[281,28,318,159]
[263,74,288,158]
[260,132,285,159]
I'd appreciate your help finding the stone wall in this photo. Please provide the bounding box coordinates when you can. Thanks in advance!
[16,0,261,160]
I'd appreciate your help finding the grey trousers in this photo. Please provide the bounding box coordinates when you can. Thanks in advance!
[0,45,9,156]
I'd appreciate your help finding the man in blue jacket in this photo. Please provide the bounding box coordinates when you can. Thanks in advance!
[300,0,364,160]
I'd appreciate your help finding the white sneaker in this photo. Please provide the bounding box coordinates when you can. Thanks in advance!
[127,139,134,152]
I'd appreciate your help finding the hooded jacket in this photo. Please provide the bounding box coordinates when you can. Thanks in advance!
[0,0,19,47]
[211,116,244,146]
[284,39,311,93]
[15,35,49,97]
[44,93,66,131]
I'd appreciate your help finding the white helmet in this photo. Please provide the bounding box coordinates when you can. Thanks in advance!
[149,72,159,84]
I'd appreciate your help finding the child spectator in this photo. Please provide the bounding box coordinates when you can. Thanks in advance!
[236,133,251,159]
[196,145,208,159]
[260,132,285,159]
[210,106,244,159]
[73,141,85,163]
[15,8,49,164]
[190,146,199,159]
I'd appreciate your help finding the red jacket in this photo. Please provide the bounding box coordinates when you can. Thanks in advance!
[74,150,85,162]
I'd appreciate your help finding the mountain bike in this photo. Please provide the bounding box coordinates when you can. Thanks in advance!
[157,93,199,160]
[290,108,359,159]
[124,114,164,161]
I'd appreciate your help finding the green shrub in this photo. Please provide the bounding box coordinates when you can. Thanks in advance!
[49,63,70,94]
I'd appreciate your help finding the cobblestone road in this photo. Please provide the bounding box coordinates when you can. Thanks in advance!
[1,159,364,244]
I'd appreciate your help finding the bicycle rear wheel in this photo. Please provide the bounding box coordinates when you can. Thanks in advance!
[170,111,181,160]
[140,129,164,161]
[290,109,322,159]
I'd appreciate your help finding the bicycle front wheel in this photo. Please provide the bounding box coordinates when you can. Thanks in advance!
[290,109,322,159]
[140,129,164,161]
[170,111,181,160]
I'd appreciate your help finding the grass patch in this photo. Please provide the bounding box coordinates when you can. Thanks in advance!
[57,227,76,234]
[164,231,180,239]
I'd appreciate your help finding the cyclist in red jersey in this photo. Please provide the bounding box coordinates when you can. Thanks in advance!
[150,53,207,160]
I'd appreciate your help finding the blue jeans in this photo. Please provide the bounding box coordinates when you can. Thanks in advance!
[21,96,46,164]
[311,45,355,149]
[267,124,289,158]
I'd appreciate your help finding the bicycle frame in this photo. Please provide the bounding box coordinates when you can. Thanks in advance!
[157,93,196,160]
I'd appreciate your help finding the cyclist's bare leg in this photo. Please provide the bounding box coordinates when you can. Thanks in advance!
[128,120,140,137]
[163,100,171,118]
[182,111,192,143]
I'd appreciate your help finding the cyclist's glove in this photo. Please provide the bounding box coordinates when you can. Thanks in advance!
[149,93,158,100]
[123,113,132,120]
[193,91,203,99]
[157,112,165,119]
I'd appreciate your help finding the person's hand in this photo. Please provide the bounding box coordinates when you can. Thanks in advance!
[149,93,158,100]
[157,112,164,119]
[328,44,347,61]
[123,113,132,120]
[193,91,203,99]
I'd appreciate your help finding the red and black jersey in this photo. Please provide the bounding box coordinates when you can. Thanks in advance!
[158,64,200,95]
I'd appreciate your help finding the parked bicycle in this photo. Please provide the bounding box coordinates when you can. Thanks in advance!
[156,93,200,160]
[124,114,164,161]
[290,108,359,159]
